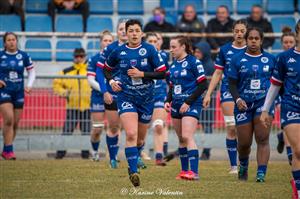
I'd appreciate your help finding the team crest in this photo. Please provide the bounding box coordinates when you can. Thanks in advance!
[182,61,188,68]
[261,57,269,63]
[139,48,147,56]
[16,54,22,60]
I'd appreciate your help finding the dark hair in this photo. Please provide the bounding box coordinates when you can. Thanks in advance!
[295,19,300,35]
[125,19,143,32]
[171,35,193,54]
[217,5,229,12]
[153,7,166,15]
[281,26,296,42]
[252,4,263,9]
[145,32,158,40]
[245,27,264,41]
[233,19,248,30]
[3,32,18,44]
[73,48,86,56]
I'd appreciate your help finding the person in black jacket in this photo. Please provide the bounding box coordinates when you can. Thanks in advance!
[245,5,274,49]
[206,5,235,50]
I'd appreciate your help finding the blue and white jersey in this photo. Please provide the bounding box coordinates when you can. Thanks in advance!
[215,42,246,94]
[0,50,33,91]
[271,48,300,110]
[168,54,206,104]
[105,41,166,101]
[154,50,169,96]
[228,51,275,103]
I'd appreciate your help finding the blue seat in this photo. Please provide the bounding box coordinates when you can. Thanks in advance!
[267,0,294,14]
[56,40,82,61]
[87,17,113,32]
[118,0,144,15]
[165,12,178,25]
[271,17,296,33]
[0,15,21,31]
[206,0,233,14]
[178,0,204,14]
[90,0,113,14]
[160,0,176,11]
[272,39,282,50]
[237,0,263,14]
[87,40,100,57]
[25,15,52,32]
[25,39,52,61]
[56,15,83,32]
[0,39,3,49]
[26,0,48,13]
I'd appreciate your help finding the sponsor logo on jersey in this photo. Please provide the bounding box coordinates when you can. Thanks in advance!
[287,58,296,63]
[130,59,137,67]
[174,71,179,77]
[1,55,7,59]
[241,58,248,62]
[141,114,152,121]
[261,57,269,63]
[182,61,188,68]
[236,112,247,122]
[18,61,23,67]
[139,48,147,56]
[121,102,133,110]
[286,111,300,120]
[141,58,148,66]
[226,50,233,55]
[171,64,175,68]
[1,93,10,98]
[16,54,22,60]
[252,64,259,72]
[120,51,127,56]
[263,65,269,72]
[180,69,187,76]
[222,92,232,99]
[197,64,204,73]
[92,103,104,111]
[191,109,198,114]
[10,60,16,67]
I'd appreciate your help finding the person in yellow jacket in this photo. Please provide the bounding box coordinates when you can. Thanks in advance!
[53,48,92,159]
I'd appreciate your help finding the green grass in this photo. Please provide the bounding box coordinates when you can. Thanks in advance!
[0,159,292,199]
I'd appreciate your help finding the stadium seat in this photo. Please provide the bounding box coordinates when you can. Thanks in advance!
[117,0,144,15]
[267,0,295,14]
[271,17,296,33]
[26,0,48,13]
[87,17,113,32]
[0,15,21,32]
[89,0,113,14]
[160,0,176,11]
[87,40,100,57]
[206,0,233,14]
[0,39,3,49]
[272,39,282,50]
[25,39,52,61]
[56,40,82,61]
[178,0,204,14]
[165,12,178,25]
[25,15,52,32]
[237,0,263,14]
[56,15,83,32]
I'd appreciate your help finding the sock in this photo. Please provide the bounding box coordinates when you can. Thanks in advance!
[277,132,284,142]
[125,147,138,174]
[3,145,13,153]
[286,146,293,163]
[292,170,300,195]
[137,143,145,157]
[106,135,119,160]
[188,149,199,174]
[155,153,163,161]
[91,141,100,152]
[178,147,188,172]
[257,165,267,175]
[226,139,237,167]
[239,156,249,169]
[163,142,168,156]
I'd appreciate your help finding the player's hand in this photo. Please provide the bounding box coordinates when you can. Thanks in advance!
[179,103,190,114]
[260,111,272,128]
[164,102,171,112]
[0,80,6,88]
[236,98,247,111]
[103,92,113,105]
[127,67,144,78]
[109,80,122,92]
[25,87,32,94]
[202,93,211,108]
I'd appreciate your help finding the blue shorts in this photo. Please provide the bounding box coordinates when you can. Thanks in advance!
[171,101,202,120]
[117,96,154,124]
[234,99,274,126]
[0,88,24,108]
[90,91,105,113]
[281,104,300,128]
[154,93,166,109]
[220,91,234,103]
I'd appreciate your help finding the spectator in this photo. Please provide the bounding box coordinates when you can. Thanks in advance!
[176,5,205,45]
[53,48,92,159]
[245,5,274,49]
[0,0,25,31]
[206,5,235,50]
[193,41,215,160]
[48,0,89,32]
[144,7,176,49]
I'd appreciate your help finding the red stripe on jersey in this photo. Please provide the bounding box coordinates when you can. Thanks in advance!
[270,77,283,86]
[87,72,96,76]
[104,62,113,71]
[155,65,166,72]
[96,61,104,68]
[197,75,206,83]
[214,64,224,70]
[26,65,34,70]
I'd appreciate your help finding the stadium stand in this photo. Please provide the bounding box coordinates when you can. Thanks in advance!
[160,0,176,12]
[117,0,144,15]
[87,40,100,57]
[236,0,263,14]
[56,40,82,61]
[207,0,233,14]
[87,16,113,32]
[89,0,113,14]
[271,16,296,33]
[25,0,48,13]
[56,15,83,32]
[266,0,295,14]
[178,0,204,14]
[25,39,52,61]
[25,15,52,32]
[0,15,21,31]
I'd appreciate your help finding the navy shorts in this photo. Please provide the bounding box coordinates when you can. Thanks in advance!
[220,91,234,104]
[281,104,300,128]
[0,88,24,108]
[90,91,105,113]
[154,93,166,109]
[171,101,202,120]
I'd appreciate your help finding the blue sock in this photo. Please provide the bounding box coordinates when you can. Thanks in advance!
[239,156,249,169]
[155,153,163,161]
[91,141,100,151]
[163,142,168,156]
[178,147,188,171]
[286,146,293,161]
[3,145,13,153]
[277,132,284,142]
[137,143,145,157]
[106,135,119,160]
[125,147,138,174]
[188,149,199,174]
[226,139,237,167]
[292,170,300,193]
[257,165,267,175]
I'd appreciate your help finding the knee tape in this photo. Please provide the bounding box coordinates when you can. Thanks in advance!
[152,119,164,129]
[92,121,104,129]
[223,116,236,127]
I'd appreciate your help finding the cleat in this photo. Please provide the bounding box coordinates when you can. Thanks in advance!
[110,159,118,169]
[175,171,188,180]
[256,172,265,183]
[92,151,100,162]
[129,173,140,187]
[81,150,90,159]
[200,153,210,161]
[155,159,167,166]
[163,150,178,162]
[276,133,284,154]
[183,171,199,181]
[1,152,16,160]
[137,157,147,169]
[238,166,248,181]
[55,150,66,159]
[229,166,238,174]
[291,179,299,199]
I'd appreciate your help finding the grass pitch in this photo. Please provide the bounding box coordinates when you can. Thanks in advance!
[0,159,291,199]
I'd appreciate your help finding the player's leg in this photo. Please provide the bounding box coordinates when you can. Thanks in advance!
[90,112,105,161]
[284,131,293,165]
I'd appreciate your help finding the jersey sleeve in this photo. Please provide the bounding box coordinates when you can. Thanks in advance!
[87,57,96,76]
[271,53,285,86]
[105,48,119,71]
[24,52,34,70]
[150,47,166,72]
[192,59,206,83]
[95,66,108,93]
[227,55,239,80]
[214,48,225,70]
[160,51,170,70]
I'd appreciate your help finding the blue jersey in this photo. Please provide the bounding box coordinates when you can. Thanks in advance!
[168,54,206,104]
[0,50,33,91]
[105,41,166,101]
[228,51,276,103]
[215,42,246,94]
[154,50,169,96]
[271,48,300,110]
